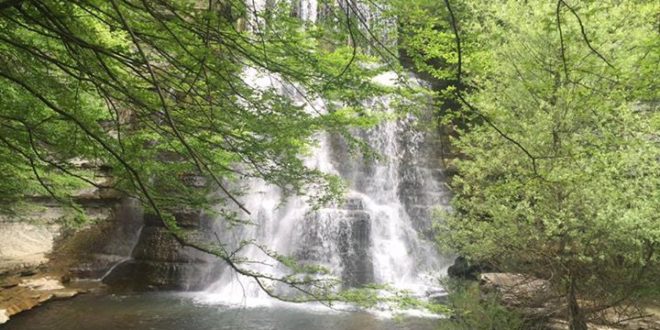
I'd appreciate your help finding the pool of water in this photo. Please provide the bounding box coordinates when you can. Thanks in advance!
[2,292,441,330]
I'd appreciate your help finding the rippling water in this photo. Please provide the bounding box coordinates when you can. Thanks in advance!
[3,292,440,330]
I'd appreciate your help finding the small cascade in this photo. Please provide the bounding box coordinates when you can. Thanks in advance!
[98,258,129,282]
[99,225,144,281]
[296,0,318,22]
[69,197,144,281]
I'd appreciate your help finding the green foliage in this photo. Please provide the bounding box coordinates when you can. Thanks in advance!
[438,280,525,330]
[328,284,451,314]
[0,0,400,221]
[411,0,660,323]
[59,209,90,229]
[0,0,425,306]
[4,0,655,318]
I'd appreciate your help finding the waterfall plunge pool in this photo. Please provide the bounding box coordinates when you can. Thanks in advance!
[3,292,442,330]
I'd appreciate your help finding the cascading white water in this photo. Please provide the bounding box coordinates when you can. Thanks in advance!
[198,73,451,307]
[297,0,318,22]
[198,0,452,308]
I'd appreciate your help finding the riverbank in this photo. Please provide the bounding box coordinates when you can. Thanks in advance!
[0,273,103,325]
[477,273,660,330]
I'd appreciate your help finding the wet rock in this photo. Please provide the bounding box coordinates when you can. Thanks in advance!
[19,269,37,277]
[36,293,54,303]
[103,259,221,291]
[143,213,164,227]
[179,173,207,188]
[341,197,365,211]
[54,197,144,281]
[426,288,449,304]
[143,209,202,229]
[103,218,221,291]
[131,227,189,263]
[1,277,19,289]
[338,212,374,288]
[52,289,78,300]
[0,275,88,325]
[173,209,202,228]
[447,256,490,281]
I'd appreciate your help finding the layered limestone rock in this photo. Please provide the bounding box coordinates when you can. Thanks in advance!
[102,210,222,291]
[0,162,219,291]
[337,205,374,288]
[0,275,95,325]
[62,198,143,279]
[0,222,59,275]
[396,114,452,241]
[293,200,375,289]
[0,166,124,277]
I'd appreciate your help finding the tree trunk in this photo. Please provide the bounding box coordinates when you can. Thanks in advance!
[567,275,588,330]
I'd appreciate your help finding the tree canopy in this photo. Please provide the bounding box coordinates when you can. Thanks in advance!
[0,0,412,302]
[0,0,658,325]
[405,1,659,328]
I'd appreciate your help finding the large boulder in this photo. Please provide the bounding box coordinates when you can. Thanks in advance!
[447,256,491,280]
[479,272,563,323]
[479,273,552,307]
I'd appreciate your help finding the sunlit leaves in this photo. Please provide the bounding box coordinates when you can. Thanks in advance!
[425,0,659,313]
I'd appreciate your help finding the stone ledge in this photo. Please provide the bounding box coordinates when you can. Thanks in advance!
[0,275,95,325]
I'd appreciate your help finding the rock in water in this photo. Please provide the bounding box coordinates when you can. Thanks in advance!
[0,309,9,324]
[426,288,448,304]
[52,289,79,300]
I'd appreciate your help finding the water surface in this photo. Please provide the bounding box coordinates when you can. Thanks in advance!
[3,292,440,330]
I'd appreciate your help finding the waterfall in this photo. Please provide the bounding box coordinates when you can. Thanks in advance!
[297,0,318,22]
[198,69,451,307]
[196,0,452,308]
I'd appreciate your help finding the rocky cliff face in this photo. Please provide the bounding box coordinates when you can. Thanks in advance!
[0,165,220,292]
[0,177,227,324]
[0,222,60,275]
[0,170,133,325]
[102,210,222,291]
[396,114,452,240]
[0,167,125,277]
[0,197,145,280]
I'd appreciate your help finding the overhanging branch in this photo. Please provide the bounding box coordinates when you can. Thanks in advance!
[442,0,540,175]
[0,0,23,11]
